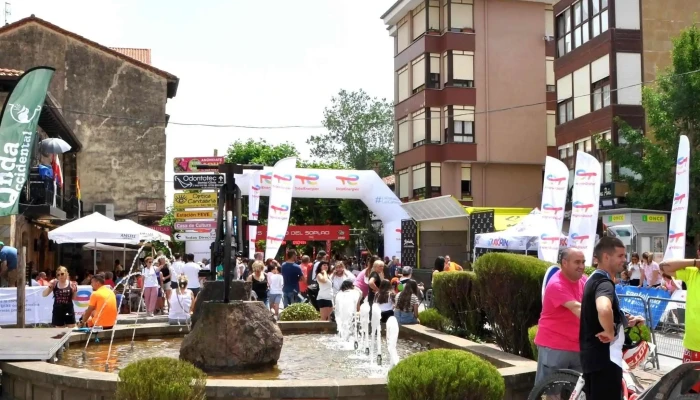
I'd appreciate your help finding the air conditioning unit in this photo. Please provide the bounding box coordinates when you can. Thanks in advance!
[93,203,115,220]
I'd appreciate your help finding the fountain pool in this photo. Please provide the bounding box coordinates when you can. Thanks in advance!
[57,334,427,380]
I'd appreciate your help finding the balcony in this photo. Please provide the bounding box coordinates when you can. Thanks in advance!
[18,167,67,221]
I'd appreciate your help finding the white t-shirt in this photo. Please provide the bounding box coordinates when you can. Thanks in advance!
[269,274,284,295]
[317,276,333,301]
[169,289,192,320]
[331,271,355,295]
[644,261,662,286]
[170,261,185,279]
[182,262,201,289]
[142,266,159,288]
[311,261,321,281]
[628,263,642,280]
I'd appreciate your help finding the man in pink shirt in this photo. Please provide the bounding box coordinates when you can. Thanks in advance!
[534,247,587,384]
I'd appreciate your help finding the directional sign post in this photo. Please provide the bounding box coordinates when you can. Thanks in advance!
[174,221,217,231]
[174,231,216,241]
[173,192,218,209]
[174,210,216,220]
[174,173,225,190]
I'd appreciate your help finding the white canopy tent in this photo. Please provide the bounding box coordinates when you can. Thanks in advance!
[48,213,141,273]
[82,243,139,252]
[473,209,568,252]
[115,219,170,242]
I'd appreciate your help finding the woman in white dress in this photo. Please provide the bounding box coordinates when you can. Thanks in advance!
[169,275,195,325]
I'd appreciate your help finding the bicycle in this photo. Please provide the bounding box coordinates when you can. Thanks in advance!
[527,334,651,399]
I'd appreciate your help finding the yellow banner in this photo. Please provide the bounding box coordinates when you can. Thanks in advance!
[174,210,215,220]
[173,192,217,209]
[608,215,625,222]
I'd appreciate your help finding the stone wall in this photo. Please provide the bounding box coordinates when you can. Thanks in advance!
[0,22,170,218]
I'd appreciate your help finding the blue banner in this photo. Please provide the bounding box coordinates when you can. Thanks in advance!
[615,285,671,329]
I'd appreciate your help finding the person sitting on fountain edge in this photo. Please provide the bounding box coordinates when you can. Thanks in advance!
[78,273,118,329]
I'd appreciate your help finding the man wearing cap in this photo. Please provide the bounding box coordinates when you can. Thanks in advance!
[0,242,18,287]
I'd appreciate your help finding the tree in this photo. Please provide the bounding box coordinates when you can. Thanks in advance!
[225,138,298,166]
[599,24,700,246]
[307,89,394,177]
[157,207,184,254]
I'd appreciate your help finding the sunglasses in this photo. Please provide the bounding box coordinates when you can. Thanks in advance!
[57,273,65,276]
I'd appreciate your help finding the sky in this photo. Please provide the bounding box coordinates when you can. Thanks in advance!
[8,0,396,205]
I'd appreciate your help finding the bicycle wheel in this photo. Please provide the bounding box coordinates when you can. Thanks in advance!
[528,370,586,400]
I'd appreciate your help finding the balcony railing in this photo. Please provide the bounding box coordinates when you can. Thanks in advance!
[18,168,68,220]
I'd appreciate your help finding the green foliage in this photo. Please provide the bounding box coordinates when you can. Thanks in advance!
[308,89,394,177]
[279,303,320,321]
[387,349,505,400]
[584,266,596,276]
[626,324,651,343]
[225,138,298,166]
[116,357,206,400]
[598,24,700,245]
[528,325,539,361]
[473,253,549,358]
[157,207,183,254]
[432,271,485,337]
[418,308,450,332]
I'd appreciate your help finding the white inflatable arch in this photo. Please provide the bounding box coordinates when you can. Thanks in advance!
[236,168,410,258]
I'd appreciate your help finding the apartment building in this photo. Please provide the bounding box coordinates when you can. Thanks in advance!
[553,0,700,208]
[381,0,555,208]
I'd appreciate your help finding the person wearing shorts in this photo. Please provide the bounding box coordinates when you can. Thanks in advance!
[268,265,284,319]
[534,248,587,384]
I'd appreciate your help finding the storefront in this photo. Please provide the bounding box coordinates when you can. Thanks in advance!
[599,208,670,257]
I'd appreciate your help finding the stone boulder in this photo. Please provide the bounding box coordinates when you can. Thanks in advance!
[191,280,251,327]
[180,301,283,372]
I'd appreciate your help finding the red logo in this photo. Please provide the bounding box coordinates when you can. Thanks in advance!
[572,201,594,212]
[669,230,684,242]
[545,174,566,185]
[576,169,597,180]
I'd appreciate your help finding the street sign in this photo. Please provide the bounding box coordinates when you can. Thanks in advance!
[173,231,216,241]
[173,193,217,209]
[173,157,224,173]
[174,210,215,220]
[174,221,217,231]
[173,173,225,190]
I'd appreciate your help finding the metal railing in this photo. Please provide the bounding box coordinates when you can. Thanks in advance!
[618,294,687,368]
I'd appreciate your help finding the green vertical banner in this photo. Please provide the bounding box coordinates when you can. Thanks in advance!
[0,67,55,216]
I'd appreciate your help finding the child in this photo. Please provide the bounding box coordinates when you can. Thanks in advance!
[268,265,284,319]
[619,270,630,286]
[375,279,395,323]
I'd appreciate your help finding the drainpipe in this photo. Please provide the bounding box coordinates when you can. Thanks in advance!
[481,0,489,205]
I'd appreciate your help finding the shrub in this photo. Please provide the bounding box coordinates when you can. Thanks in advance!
[419,308,450,332]
[387,349,505,400]
[528,325,539,360]
[432,271,485,337]
[473,253,548,358]
[279,303,320,321]
[116,357,206,400]
[584,266,596,276]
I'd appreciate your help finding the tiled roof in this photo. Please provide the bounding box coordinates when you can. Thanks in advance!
[109,48,151,65]
[0,16,177,84]
[0,68,23,77]
[383,175,395,185]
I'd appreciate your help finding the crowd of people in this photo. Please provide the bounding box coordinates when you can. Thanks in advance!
[534,237,698,397]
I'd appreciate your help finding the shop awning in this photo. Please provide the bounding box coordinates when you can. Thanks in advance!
[400,195,468,221]
[465,207,533,231]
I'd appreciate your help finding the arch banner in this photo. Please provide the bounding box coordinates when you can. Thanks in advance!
[236,168,410,258]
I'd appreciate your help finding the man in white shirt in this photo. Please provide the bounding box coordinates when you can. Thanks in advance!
[170,254,185,290]
[182,253,202,296]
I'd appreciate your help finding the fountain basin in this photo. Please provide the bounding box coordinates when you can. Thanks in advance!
[0,322,537,399]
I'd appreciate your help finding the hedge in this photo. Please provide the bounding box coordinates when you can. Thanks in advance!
[116,357,206,400]
[387,349,505,400]
[279,303,320,321]
[432,271,485,337]
[473,253,548,358]
[418,308,450,332]
[528,325,538,361]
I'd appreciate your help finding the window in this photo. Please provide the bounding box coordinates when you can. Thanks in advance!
[428,1,440,31]
[546,112,556,146]
[556,8,572,57]
[592,77,611,111]
[398,169,410,198]
[430,108,441,143]
[446,105,475,143]
[397,66,409,103]
[558,143,574,168]
[412,2,426,41]
[461,164,472,199]
[412,110,426,147]
[397,17,410,54]
[591,0,609,39]
[600,160,613,183]
[449,0,474,32]
[430,163,441,193]
[452,51,474,87]
[558,100,574,124]
[575,138,592,153]
[546,58,555,92]
[429,54,440,89]
[397,118,410,153]
[412,55,426,93]
[572,0,590,49]
[412,163,426,197]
